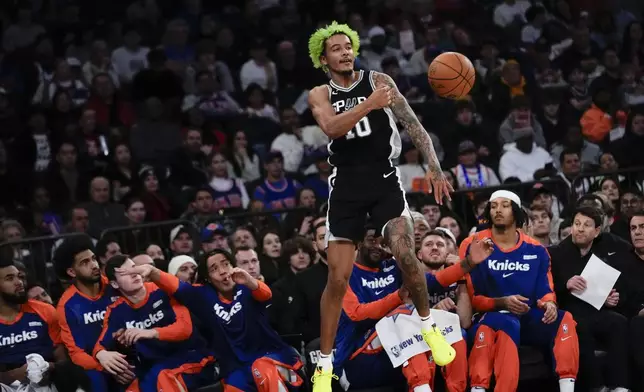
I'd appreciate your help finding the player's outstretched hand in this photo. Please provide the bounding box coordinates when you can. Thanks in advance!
[96,350,132,376]
[425,169,454,204]
[500,295,530,315]
[231,267,258,289]
[468,238,494,265]
[367,86,393,110]
[538,300,558,324]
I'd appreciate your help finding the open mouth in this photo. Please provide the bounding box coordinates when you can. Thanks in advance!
[340,59,352,65]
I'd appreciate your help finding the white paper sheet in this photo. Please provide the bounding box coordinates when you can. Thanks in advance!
[571,254,621,310]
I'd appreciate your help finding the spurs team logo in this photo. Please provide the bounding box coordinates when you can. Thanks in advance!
[487,259,530,272]
[331,97,367,113]
[83,310,106,325]
[0,331,38,347]
[125,310,164,329]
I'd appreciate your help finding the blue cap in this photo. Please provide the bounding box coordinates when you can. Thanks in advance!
[201,222,228,242]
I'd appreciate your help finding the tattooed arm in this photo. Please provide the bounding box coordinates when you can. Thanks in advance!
[372,72,453,202]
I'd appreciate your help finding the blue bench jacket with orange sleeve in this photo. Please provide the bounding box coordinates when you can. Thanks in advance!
[93,282,201,369]
[154,271,293,378]
[57,276,118,370]
[459,229,556,312]
[333,258,468,368]
[1,300,62,371]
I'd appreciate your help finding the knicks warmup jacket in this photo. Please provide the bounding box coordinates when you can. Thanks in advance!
[334,259,467,367]
[155,272,293,378]
[460,229,556,311]
[94,283,202,368]
[57,277,118,370]
[1,300,61,370]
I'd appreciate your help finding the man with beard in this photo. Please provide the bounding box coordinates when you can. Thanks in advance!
[462,190,579,392]
[331,226,490,391]
[54,235,128,392]
[406,230,472,392]
[0,260,68,389]
[95,255,215,392]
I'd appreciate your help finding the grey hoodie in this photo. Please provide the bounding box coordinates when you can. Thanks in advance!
[498,113,547,149]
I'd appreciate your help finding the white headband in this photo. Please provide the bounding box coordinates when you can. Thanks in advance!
[489,190,521,206]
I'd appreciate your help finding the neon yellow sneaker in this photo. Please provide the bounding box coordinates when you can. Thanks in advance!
[311,367,338,392]
[422,325,456,366]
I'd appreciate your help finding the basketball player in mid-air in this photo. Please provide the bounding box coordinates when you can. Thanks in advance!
[307,22,455,391]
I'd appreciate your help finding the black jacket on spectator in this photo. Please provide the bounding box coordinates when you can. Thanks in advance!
[549,233,632,318]
[169,148,208,189]
[290,261,327,344]
[269,269,297,335]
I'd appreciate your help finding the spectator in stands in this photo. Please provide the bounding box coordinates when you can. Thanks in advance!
[611,105,644,168]
[449,140,500,190]
[105,142,139,203]
[549,206,630,392]
[500,95,547,149]
[253,151,301,211]
[227,129,261,183]
[95,236,122,273]
[235,246,263,281]
[522,6,547,44]
[46,142,89,210]
[138,166,172,222]
[419,199,442,229]
[182,70,241,118]
[499,128,553,182]
[258,229,283,285]
[181,187,215,228]
[201,222,230,253]
[96,255,215,391]
[580,86,616,144]
[207,152,249,211]
[26,281,54,306]
[185,39,234,94]
[110,26,149,84]
[612,188,643,240]
[168,254,198,284]
[170,129,209,189]
[85,73,134,129]
[169,224,194,256]
[145,243,165,261]
[493,0,531,29]
[121,251,304,391]
[240,38,278,93]
[626,211,644,390]
[271,108,305,174]
[551,124,602,171]
[232,226,257,250]
[54,235,126,391]
[33,59,90,107]
[303,151,331,199]
[529,204,554,246]
[243,83,280,123]
[556,149,591,196]
[488,61,535,121]
[84,176,127,238]
[598,177,621,204]
[438,213,466,246]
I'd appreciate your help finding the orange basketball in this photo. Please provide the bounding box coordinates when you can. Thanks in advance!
[428,52,476,99]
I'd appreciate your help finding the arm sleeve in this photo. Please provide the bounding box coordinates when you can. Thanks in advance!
[342,286,402,322]
[36,303,62,346]
[535,247,557,304]
[156,271,198,307]
[93,305,122,356]
[154,298,193,342]
[251,281,272,302]
[431,263,466,289]
[459,238,496,312]
[57,303,102,370]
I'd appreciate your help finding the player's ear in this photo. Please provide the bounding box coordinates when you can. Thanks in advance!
[109,281,119,290]
[66,267,76,279]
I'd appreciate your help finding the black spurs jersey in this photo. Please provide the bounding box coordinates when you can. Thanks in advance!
[327,70,402,168]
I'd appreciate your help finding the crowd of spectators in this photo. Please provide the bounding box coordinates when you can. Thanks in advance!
[2,0,644,390]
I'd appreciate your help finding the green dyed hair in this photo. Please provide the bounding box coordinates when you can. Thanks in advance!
[308,21,360,72]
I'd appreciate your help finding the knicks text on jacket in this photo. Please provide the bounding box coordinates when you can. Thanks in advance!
[0,331,38,347]
[362,275,395,290]
[487,259,530,272]
[214,301,242,323]
[125,310,164,329]
[83,310,106,324]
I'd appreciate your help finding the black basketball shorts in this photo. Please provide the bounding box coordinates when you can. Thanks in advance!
[325,165,411,245]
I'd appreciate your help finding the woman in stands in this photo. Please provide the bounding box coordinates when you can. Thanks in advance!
[117,249,304,392]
